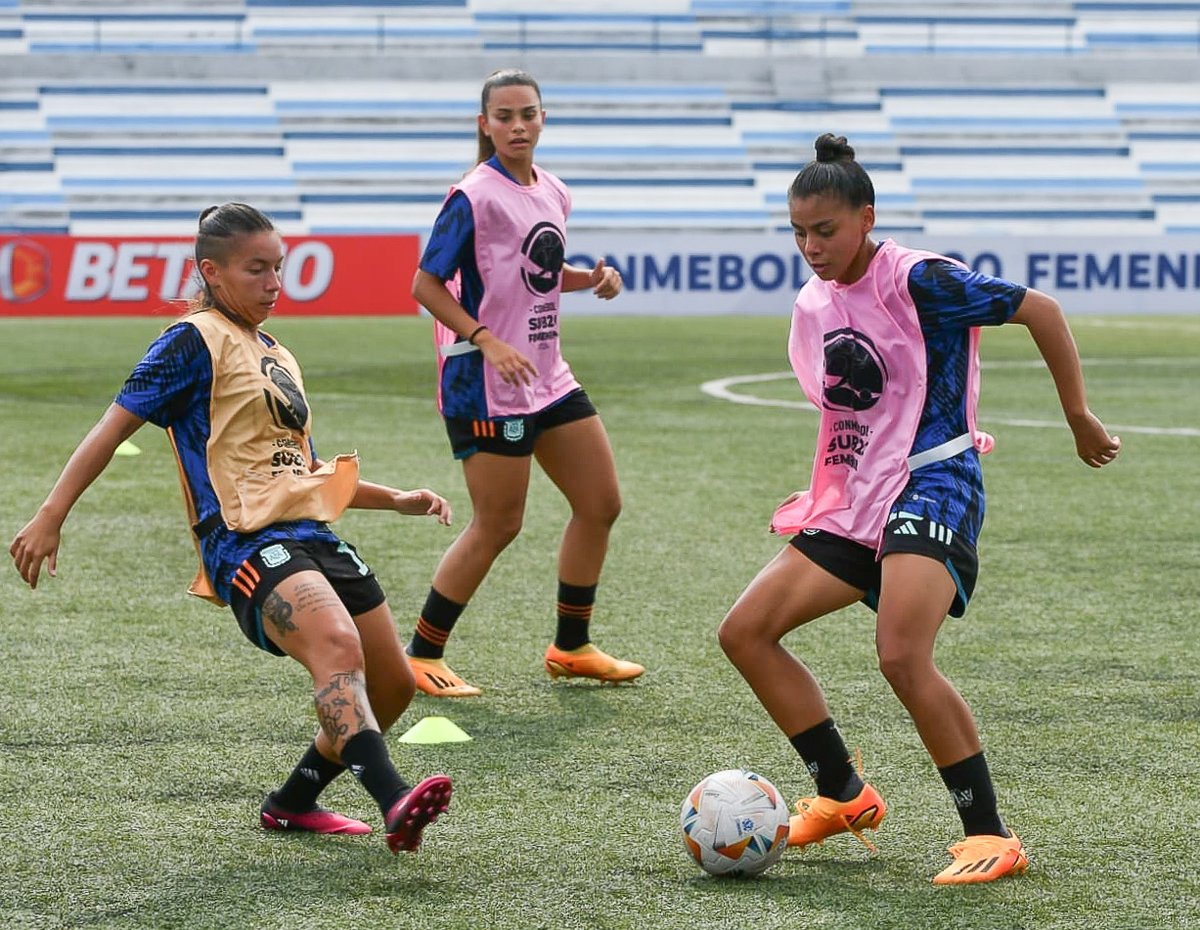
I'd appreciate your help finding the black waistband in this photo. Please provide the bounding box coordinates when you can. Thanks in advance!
[192,513,225,539]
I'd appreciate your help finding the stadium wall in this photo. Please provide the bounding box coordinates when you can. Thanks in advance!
[0,234,420,316]
[562,233,1200,315]
[3,231,1197,317]
[4,49,1199,317]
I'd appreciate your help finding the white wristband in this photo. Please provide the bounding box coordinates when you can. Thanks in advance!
[440,341,481,358]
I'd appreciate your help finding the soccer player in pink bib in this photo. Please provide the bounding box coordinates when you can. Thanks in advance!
[718,135,1121,884]
[406,69,643,697]
[10,203,453,853]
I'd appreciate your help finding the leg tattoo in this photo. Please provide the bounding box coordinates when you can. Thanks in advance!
[315,670,370,747]
[262,590,298,637]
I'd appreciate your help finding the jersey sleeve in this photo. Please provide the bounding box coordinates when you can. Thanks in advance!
[908,259,1027,333]
[419,190,474,281]
[114,322,211,428]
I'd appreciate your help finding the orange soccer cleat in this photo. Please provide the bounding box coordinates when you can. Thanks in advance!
[406,654,482,698]
[543,643,645,683]
[787,781,887,852]
[932,833,1028,885]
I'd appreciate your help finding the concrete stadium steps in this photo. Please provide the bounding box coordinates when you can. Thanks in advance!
[6,62,1200,234]
[250,7,480,54]
[10,6,479,55]
[0,78,777,232]
[5,1,1200,58]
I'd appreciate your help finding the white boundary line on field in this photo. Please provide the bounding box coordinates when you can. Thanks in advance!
[700,358,1200,438]
[1071,318,1200,334]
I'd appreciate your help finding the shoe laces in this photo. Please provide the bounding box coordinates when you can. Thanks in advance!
[792,795,880,853]
[792,794,843,820]
[792,748,878,853]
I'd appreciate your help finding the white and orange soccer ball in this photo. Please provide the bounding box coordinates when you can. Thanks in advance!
[680,769,790,877]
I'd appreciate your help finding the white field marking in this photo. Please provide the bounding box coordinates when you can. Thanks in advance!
[1072,318,1200,335]
[700,371,820,410]
[981,357,1199,370]
[700,366,1200,437]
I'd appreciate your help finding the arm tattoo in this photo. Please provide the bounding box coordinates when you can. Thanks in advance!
[315,670,369,745]
[262,590,297,636]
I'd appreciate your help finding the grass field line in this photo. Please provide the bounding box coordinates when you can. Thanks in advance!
[982,356,1199,369]
[1073,317,1200,334]
[307,392,432,404]
[700,369,1200,437]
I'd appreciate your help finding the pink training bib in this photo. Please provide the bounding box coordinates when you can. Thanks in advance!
[771,241,988,551]
[434,161,581,417]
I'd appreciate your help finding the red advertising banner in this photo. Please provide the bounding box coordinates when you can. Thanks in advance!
[0,234,420,316]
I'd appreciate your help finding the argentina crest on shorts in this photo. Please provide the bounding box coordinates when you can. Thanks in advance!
[502,418,526,442]
[260,543,291,568]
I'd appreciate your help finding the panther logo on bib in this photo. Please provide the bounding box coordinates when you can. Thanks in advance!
[261,356,309,431]
[519,221,565,296]
[821,328,888,412]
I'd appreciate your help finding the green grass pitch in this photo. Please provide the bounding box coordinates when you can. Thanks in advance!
[1,314,1196,929]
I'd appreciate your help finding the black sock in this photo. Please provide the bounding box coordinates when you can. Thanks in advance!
[555,580,596,651]
[340,729,410,817]
[938,751,1009,837]
[409,587,466,659]
[270,742,345,812]
[789,718,863,801]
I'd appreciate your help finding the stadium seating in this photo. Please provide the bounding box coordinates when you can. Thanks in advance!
[3,1,1200,235]
[6,2,1200,57]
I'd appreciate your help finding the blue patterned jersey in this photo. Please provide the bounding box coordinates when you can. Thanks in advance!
[420,154,517,282]
[114,321,338,604]
[890,260,1026,544]
[420,156,524,418]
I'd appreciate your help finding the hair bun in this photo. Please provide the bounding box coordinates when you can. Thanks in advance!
[814,133,855,164]
[199,204,221,226]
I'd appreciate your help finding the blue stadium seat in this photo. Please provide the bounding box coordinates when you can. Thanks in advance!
[4,4,1200,235]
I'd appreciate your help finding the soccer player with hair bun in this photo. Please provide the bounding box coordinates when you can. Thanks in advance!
[406,68,643,697]
[10,202,453,853]
[718,134,1120,884]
